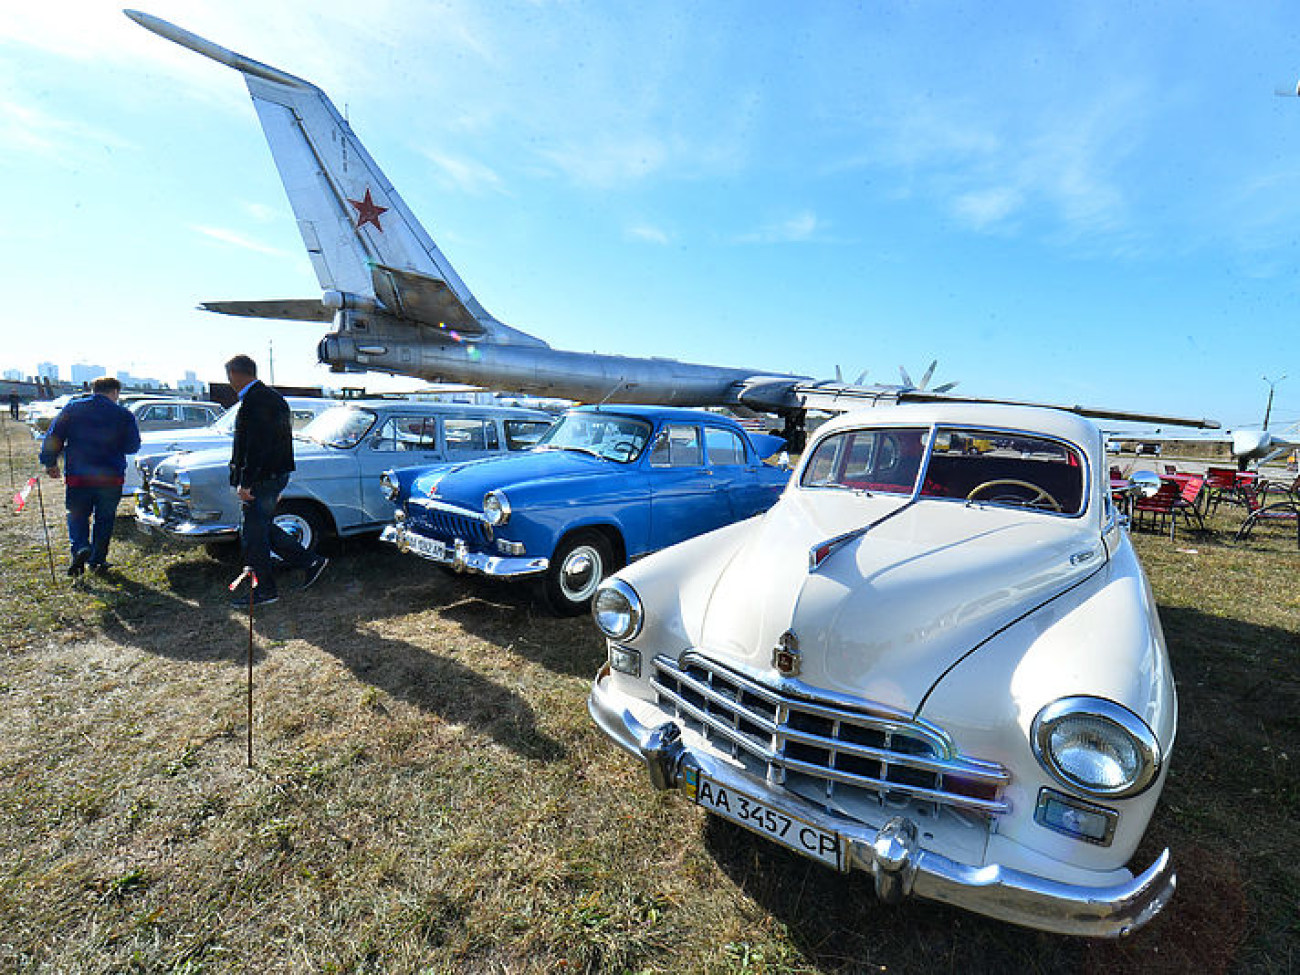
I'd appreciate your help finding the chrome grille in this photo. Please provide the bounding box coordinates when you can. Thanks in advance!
[408,501,493,546]
[652,652,1009,817]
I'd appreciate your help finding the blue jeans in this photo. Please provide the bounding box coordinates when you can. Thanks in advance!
[65,484,123,566]
[238,475,313,597]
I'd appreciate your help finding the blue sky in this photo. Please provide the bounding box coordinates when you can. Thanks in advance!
[2,1,1298,433]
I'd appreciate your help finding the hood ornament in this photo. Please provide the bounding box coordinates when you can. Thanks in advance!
[773,630,801,676]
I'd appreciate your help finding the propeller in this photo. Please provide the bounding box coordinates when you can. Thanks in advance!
[898,360,958,394]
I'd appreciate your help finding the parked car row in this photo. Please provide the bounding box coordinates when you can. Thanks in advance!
[127,394,1176,937]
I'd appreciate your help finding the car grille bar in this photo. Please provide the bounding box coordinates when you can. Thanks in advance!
[407,499,493,546]
[652,652,1009,816]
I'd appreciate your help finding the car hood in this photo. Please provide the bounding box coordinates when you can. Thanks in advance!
[137,428,229,453]
[695,491,1106,713]
[418,449,617,505]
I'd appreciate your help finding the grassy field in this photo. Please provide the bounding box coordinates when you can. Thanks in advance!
[1,414,1296,974]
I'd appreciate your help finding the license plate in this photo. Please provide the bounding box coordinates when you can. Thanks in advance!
[408,532,447,561]
[684,767,842,869]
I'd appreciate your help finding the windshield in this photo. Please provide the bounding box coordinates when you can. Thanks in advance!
[801,424,1086,514]
[213,403,240,433]
[298,406,378,449]
[533,411,653,462]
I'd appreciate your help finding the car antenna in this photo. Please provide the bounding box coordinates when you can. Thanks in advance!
[594,380,637,411]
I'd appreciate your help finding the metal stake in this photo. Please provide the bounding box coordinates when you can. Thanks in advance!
[228,566,260,768]
[32,474,57,584]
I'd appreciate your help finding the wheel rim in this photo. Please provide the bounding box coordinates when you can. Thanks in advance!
[558,543,603,603]
[273,512,314,552]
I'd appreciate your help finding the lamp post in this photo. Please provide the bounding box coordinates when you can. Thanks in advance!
[1262,374,1286,430]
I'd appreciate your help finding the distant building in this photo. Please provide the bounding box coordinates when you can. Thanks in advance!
[2,369,21,381]
[37,362,59,382]
[176,370,206,396]
[71,363,106,384]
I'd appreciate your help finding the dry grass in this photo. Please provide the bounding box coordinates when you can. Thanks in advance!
[1,415,1296,974]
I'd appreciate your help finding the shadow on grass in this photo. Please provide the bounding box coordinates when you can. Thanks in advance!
[89,547,565,762]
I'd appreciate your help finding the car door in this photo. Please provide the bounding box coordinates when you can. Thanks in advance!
[703,424,772,520]
[647,423,729,550]
[358,413,444,523]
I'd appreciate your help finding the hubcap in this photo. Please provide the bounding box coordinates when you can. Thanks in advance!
[273,512,314,552]
[559,544,603,602]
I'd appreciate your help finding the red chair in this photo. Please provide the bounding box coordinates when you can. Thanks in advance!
[1235,483,1300,548]
[1203,466,1238,516]
[1132,480,1182,539]
[1173,474,1206,533]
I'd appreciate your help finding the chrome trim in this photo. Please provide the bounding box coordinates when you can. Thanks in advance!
[483,489,511,526]
[410,497,492,524]
[1031,696,1162,799]
[588,675,1175,938]
[592,578,644,641]
[653,653,1010,816]
[1034,787,1119,847]
[380,524,547,579]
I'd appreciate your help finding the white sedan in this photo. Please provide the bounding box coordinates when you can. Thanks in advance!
[588,402,1175,937]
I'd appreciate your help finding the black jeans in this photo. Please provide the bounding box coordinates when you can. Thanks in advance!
[238,475,314,597]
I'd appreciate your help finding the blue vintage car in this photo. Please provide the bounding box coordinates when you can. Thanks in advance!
[380,405,789,613]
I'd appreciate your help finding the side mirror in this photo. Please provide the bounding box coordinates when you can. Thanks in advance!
[777,450,792,472]
[1126,470,1162,499]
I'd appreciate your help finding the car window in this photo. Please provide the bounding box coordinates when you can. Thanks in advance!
[801,428,927,493]
[505,419,552,450]
[372,415,439,452]
[444,418,499,453]
[300,406,378,448]
[920,427,1085,514]
[183,406,214,425]
[289,409,319,430]
[650,424,704,468]
[704,427,746,466]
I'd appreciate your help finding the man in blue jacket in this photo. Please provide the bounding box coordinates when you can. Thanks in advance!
[39,377,142,577]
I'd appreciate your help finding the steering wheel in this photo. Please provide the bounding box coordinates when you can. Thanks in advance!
[966,479,1063,512]
[610,440,637,461]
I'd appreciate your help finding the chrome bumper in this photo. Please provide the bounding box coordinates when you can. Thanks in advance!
[588,669,1175,938]
[380,524,548,579]
[134,506,237,542]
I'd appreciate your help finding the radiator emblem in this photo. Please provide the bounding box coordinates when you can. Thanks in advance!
[773,630,801,676]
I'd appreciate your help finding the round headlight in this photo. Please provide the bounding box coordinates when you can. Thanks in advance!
[482,490,510,526]
[592,578,643,641]
[379,472,399,501]
[1032,697,1161,798]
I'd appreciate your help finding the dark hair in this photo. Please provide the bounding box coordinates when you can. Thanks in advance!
[224,354,258,378]
[91,377,121,395]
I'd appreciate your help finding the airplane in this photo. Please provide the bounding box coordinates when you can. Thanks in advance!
[126,11,1219,449]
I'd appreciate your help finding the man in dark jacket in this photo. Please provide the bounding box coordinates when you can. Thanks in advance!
[225,355,327,608]
[39,377,142,577]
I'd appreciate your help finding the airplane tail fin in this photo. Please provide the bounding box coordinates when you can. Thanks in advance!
[125,10,544,347]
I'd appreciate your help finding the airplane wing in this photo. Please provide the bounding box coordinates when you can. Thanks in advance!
[199,299,334,322]
[735,377,1220,429]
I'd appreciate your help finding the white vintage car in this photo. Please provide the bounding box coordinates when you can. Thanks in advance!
[588,402,1176,937]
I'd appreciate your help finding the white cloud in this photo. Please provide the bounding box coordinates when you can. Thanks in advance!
[190,225,291,258]
[538,135,670,188]
[422,151,506,195]
[735,210,822,244]
[0,98,134,159]
[626,223,670,245]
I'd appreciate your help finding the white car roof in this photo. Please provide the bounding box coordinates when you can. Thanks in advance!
[814,402,1102,455]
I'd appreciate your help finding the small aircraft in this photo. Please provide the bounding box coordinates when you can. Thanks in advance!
[126,11,1218,448]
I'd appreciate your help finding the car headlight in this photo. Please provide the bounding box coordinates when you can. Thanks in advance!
[176,470,191,496]
[379,472,399,501]
[592,578,643,642]
[482,490,510,526]
[1032,697,1161,799]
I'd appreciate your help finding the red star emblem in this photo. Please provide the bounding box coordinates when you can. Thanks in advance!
[347,188,388,232]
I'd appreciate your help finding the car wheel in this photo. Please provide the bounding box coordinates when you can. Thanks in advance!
[542,530,615,615]
[273,500,329,555]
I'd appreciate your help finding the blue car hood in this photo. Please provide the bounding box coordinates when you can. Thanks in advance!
[416,449,617,506]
